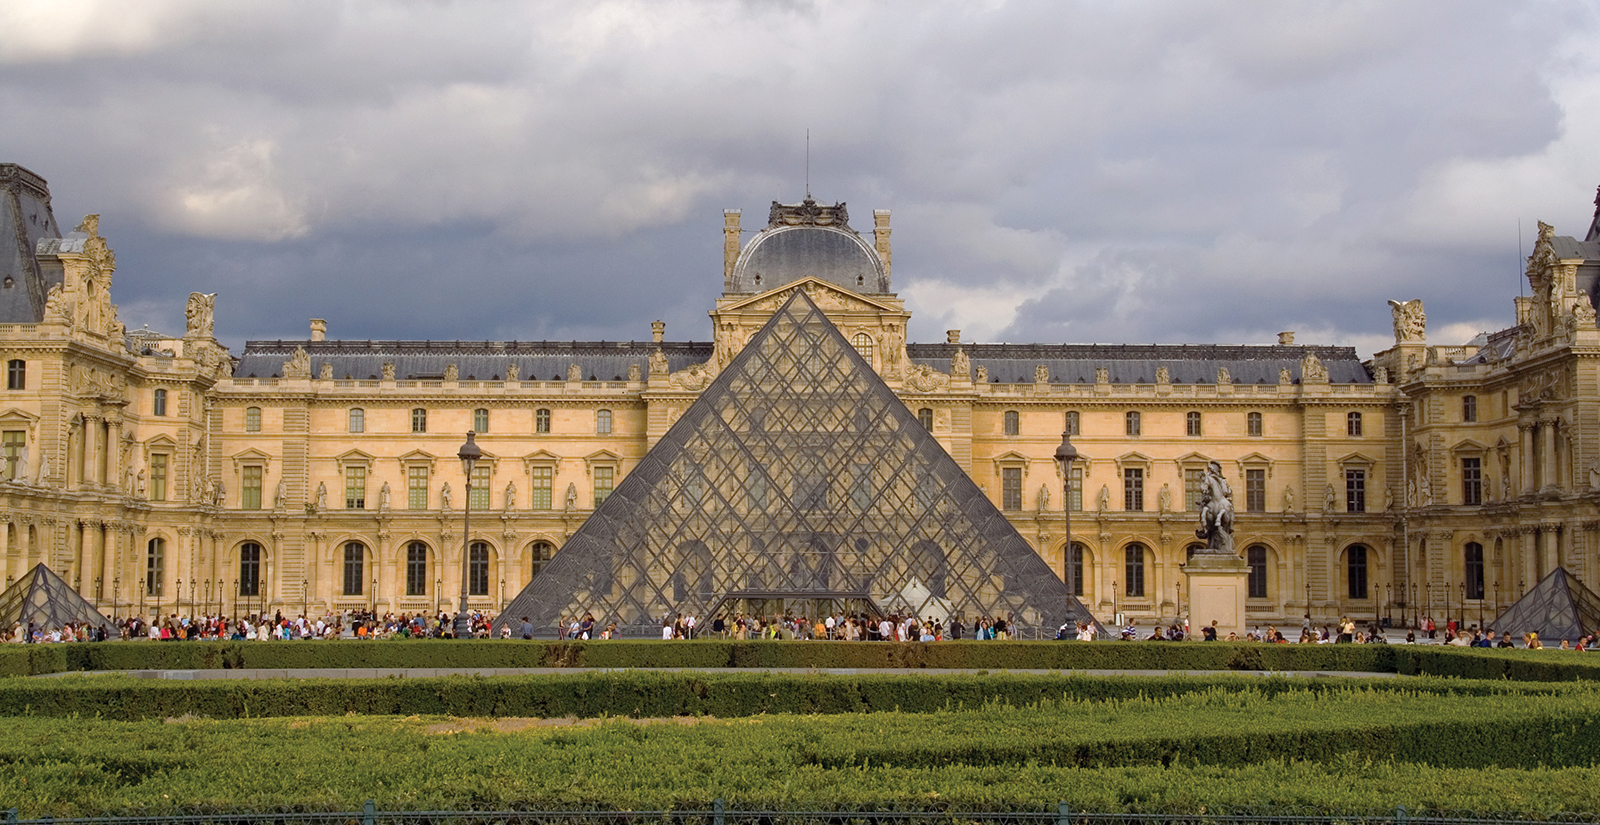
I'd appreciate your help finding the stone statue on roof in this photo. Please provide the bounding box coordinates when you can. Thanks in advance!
[1388,299,1426,342]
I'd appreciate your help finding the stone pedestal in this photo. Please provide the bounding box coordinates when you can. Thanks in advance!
[1184,554,1249,640]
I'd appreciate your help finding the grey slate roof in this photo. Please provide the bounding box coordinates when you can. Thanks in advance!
[1551,236,1600,261]
[235,340,714,380]
[907,343,1372,384]
[0,164,60,325]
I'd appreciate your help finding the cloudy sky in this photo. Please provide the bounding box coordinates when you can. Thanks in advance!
[3,1,1599,358]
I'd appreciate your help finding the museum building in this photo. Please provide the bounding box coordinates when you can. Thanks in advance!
[1,160,1597,633]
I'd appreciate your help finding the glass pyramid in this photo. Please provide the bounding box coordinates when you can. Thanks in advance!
[0,563,113,634]
[1490,566,1600,643]
[495,289,1094,637]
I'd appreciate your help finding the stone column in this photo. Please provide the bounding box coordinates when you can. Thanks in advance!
[1541,418,1559,493]
[1520,423,1536,495]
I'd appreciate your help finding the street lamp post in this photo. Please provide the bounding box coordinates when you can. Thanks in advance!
[1459,582,1466,629]
[1053,431,1079,628]
[139,580,146,621]
[1305,581,1312,621]
[112,577,120,621]
[189,578,197,620]
[301,579,308,618]
[455,432,482,640]
[1410,582,1417,629]
[233,578,238,621]
[204,580,211,617]
[1384,583,1391,626]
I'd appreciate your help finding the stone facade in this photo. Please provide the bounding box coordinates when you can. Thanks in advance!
[2,166,1597,631]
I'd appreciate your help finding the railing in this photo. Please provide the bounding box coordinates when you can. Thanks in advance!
[4,803,1592,825]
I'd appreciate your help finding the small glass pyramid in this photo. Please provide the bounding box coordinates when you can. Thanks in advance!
[1490,566,1600,643]
[0,563,113,634]
[496,289,1094,636]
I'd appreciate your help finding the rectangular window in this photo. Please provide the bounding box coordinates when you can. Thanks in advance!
[1,430,22,481]
[469,463,491,510]
[343,544,364,596]
[1067,543,1083,597]
[531,465,553,509]
[6,359,23,390]
[1186,411,1202,437]
[1125,411,1140,436]
[1247,546,1268,598]
[1002,466,1023,510]
[1245,468,1266,513]
[411,408,427,433]
[1462,457,1481,505]
[241,465,262,510]
[596,409,612,434]
[535,408,551,433]
[348,408,364,433]
[406,544,428,597]
[151,453,168,501]
[1465,542,1485,600]
[1463,395,1477,422]
[1123,468,1144,511]
[593,466,614,507]
[1247,411,1263,437]
[1347,412,1363,436]
[245,407,261,432]
[917,408,933,429]
[1345,469,1365,513]
[473,408,489,433]
[345,465,366,509]
[1064,411,1079,436]
[1184,468,1204,511]
[1347,546,1368,600]
[1068,466,1082,512]
[1003,410,1020,436]
[407,466,428,509]
[1124,545,1146,597]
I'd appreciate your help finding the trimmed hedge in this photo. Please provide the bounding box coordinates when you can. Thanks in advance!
[5,639,1600,680]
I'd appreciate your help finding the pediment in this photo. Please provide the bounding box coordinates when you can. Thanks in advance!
[524,449,562,465]
[1117,451,1155,465]
[398,449,437,467]
[585,449,622,464]
[0,409,38,429]
[336,448,377,466]
[230,448,273,472]
[1174,451,1214,466]
[1334,450,1378,467]
[144,434,178,450]
[1450,438,1490,453]
[718,277,901,316]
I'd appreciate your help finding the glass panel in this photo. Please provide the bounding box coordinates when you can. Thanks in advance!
[1347,545,1368,599]
[1247,412,1262,437]
[469,464,491,510]
[1184,468,1203,511]
[343,543,364,595]
[1002,467,1022,510]
[1345,469,1365,513]
[535,408,550,433]
[242,466,262,510]
[151,454,168,501]
[1124,468,1143,511]
[474,408,489,433]
[1247,545,1267,598]
[2,430,22,481]
[1245,468,1265,513]
[530,465,553,509]
[469,542,490,596]
[408,466,428,509]
[239,543,261,597]
[1125,544,1145,597]
[245,407,261,432]
[406,543,428,596]
[345,465,366,509]
[1462,457,1481,506]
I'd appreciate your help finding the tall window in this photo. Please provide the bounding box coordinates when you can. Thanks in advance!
[594,466,614,506]
[149,453,167,501]
[531,465,553,509]
[1186,411,1202,437]
[1462,395,1477,422]
[1124,544,1146,597]
[239,542,261,597]
[245,407,261,432]
[473,408,490,433]
[1125,411,1141,436]
[2,430,22,481]
[1247,411,1263,437]
[1245,468,1266,512]
[343,542,365,596]
[1184,468,1204,511]
[469,542,490,596]
[153,388,167,416]
[851,332,874,361]
[406,542,428,596]
[1247,545,1268,598]
[1068,465,1083,511]
[1465,541,1485,600]
[918,408,933,429]
[1123,467,1144,511]
[1003,410,1020,436]
[1462,457,1482,505]
[596,409,612,434]
[535,408,551,433]
[345,465,366,509]
[411,408,427,433]
[407,466,428,509]
[241,466,262,510]
[469,463,491,510]
[1346,545,1368,599]
[1002,467,1023,510]
[1067,542,1084,597]
[530,541,554,580]
[6,359,23,390]
[1345,469,1365,513]
[348,408,364,433]
[1064,411,1080,436]
[1347,412,1362,436]
[146,537,165,596]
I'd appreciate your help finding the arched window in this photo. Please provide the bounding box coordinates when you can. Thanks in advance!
[529,541,554,581]
[596,409,612,434]
[343,542,365,596]
[917,408,933,429]
[1347,412,1363,436]
[1064,411,1080,436]
[1124,543,1146,597]
[473,408,489,433]
[1462,395,1477,422]
[1346,545,1368,599]
[1067,542,1085,597]
[1247,411,1263,437]
[535,408,551,433]
[146,538,166,596]
[6,359,23,390]
[406,542,428,596]
[851,332,874,361]
[1125,411,1141,436]
[348,408,364,433]
[245,407,261,432]
[411,408,427,433]
[153,388,167,417]
[1186,411,1202,437]
[239,542,262,597]
[468,541,490,596]
[1247,544,1268,598]
[1003,410,1020,436]
[1465,542,1485,600]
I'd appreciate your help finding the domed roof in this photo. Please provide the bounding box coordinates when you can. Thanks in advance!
[729,199,888,294]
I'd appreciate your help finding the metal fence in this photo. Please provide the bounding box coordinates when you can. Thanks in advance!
[5,803,1595,825]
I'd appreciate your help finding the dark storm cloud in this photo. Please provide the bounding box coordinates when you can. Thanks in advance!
[1,0,1597,356]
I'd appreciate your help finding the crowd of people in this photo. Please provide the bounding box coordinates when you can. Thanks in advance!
[555,611,1022,641]
[2,609,501,643]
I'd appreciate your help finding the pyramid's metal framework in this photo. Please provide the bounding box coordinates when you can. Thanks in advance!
[0,563,113,633]
[494,290,1094,637]
[1490,565,1600,643]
